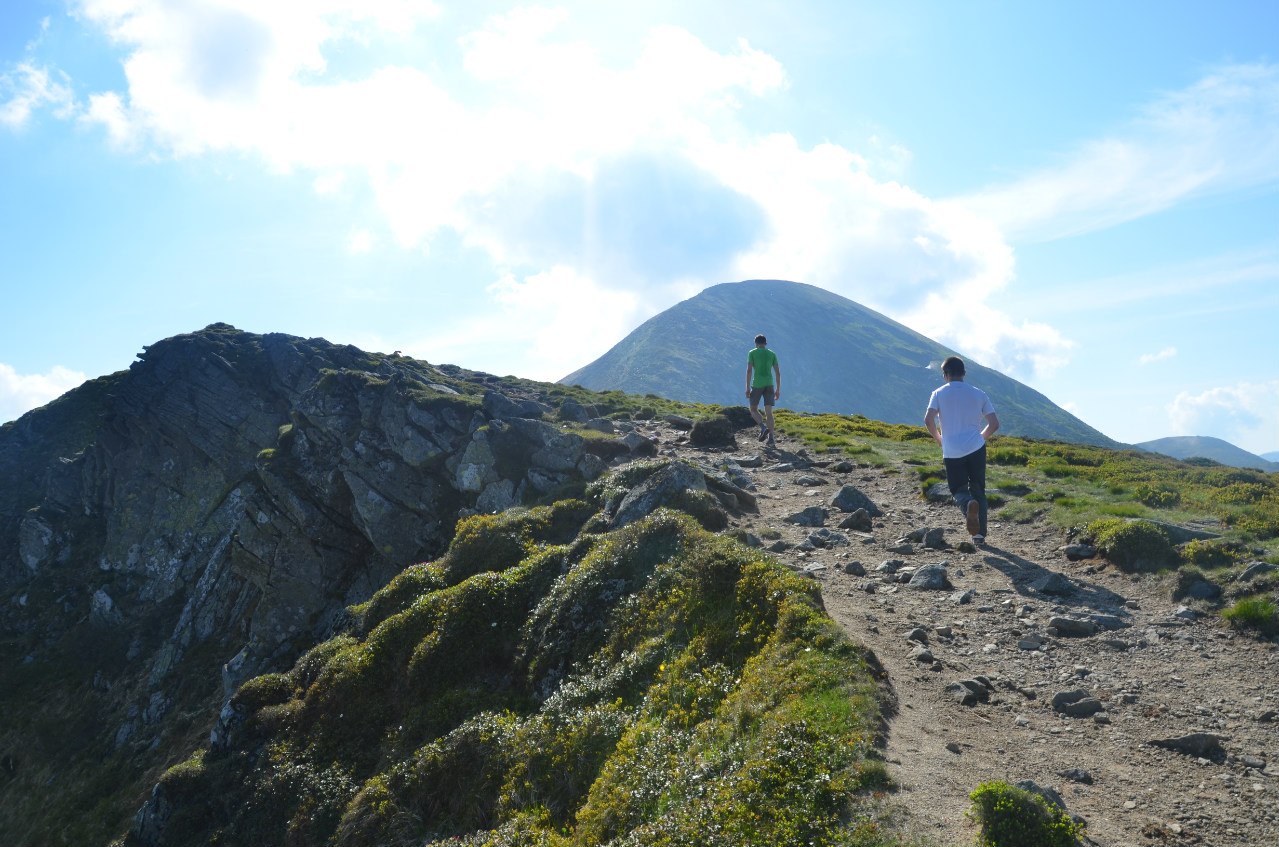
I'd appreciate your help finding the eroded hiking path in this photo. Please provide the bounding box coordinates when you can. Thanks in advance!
[658,423,1279,847]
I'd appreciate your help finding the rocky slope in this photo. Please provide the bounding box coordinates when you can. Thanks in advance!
[658,422,1279,846]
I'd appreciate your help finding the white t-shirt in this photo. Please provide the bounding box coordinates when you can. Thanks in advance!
[927,381,995,459]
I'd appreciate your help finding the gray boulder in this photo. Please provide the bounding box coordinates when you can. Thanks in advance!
[1048,616,1098,637]
[831,484,883,516]
[785,506,829,527]
[837,508,873,531]
[907,564,952,591]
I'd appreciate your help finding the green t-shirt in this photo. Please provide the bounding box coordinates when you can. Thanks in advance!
[747,347,778,388]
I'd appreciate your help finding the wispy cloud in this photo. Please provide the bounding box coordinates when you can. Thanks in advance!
[0,62,74,129]
[958,63,1279,242]
[0,364,88,423]
[1168,380,1279,453]
[1138,346,1177,365]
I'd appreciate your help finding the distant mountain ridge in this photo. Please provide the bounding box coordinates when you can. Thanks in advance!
[563,279,1118,447]
[1136,435,1279,472]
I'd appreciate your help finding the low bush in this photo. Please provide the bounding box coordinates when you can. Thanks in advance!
[1181,538,1248,570]
[1134,484,1181,509]
[1086,518,1177,572]
[968,781,1082,847]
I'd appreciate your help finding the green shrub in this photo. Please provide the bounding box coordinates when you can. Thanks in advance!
[1086,518,1177,572]
[988,448,1029,466]
[1134,484,1181,509]
[1181,539,1247,570]
[1222,596,1279,636]
[968,781,1082,847]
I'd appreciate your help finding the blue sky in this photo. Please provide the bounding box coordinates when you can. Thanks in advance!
[2,1,1277,455]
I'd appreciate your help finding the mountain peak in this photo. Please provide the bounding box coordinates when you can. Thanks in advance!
[563,279,1116,446]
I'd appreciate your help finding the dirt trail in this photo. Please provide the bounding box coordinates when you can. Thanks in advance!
[660,424,1279,847]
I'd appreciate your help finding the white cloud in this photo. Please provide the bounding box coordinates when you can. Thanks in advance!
[1139,346,1177,365]
[959,63,1279,241]
[61,1,1067,380]
[346,228,374,254]
[1168,381,1279,454]
[0,364,89,423]
[412,266,643,381]
[0,62,75,129]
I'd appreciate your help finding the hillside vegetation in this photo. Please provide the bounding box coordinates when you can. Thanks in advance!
[123,494,900,847]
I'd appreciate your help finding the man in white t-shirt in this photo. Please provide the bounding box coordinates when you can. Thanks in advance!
[924,356,1001,544]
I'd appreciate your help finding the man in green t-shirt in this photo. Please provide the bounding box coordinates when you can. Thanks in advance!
[745,334,781,447]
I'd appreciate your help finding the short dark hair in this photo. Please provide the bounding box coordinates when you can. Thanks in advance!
[754,334,767,345]
[941,356,965,377]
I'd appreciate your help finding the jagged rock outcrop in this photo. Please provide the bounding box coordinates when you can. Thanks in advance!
[0,325,642,845]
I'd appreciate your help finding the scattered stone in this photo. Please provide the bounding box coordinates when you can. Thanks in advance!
[1182,578,1223,601]
[1049,616,1098,638]
[1151,732,1226,761]
[784,506,828,527]
[664,414,694,431]
[1173,605,1198,621]
[795,474,825,486]
[831,460,854,473]
[689,416,737,448]
[907,564,952,591]
[1052,689,1104,718]
[1064,543,1097,560]
[905,627,930,644]
[1032,572,1075,596]
[806,528,850,548]
[1237,561,1278,582]
[885,543,915,555]
[910,646,936,664]
[945,741,962,754]
[924,482,952,503]
[842,561,866,576]
[830,484,883,516]
[946,677,994,706]
[876,559,904,574]
[956,540,977,553]
[952,588,976,604]
[837,508,873,531]
[732,454,763,468]
[767,540,791,553]
[1017,635,1045,651]
[1059,768,1094,785]
[1088,613,1130,631]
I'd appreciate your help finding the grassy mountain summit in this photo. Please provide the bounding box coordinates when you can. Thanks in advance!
[562,279,1118,447]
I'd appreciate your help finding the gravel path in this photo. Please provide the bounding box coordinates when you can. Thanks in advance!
[664,425,1279,847]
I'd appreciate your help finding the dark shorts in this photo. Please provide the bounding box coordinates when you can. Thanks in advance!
[749,386,775,407]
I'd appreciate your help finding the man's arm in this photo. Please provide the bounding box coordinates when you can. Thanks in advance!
[924,407,942,446]
[981,412,1000,441]
[745,363,753,397]
[772,362,781,400]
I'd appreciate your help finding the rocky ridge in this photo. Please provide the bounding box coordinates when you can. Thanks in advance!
[0,325,661,844]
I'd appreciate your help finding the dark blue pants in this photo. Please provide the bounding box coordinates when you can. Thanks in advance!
[944,443,987,535]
